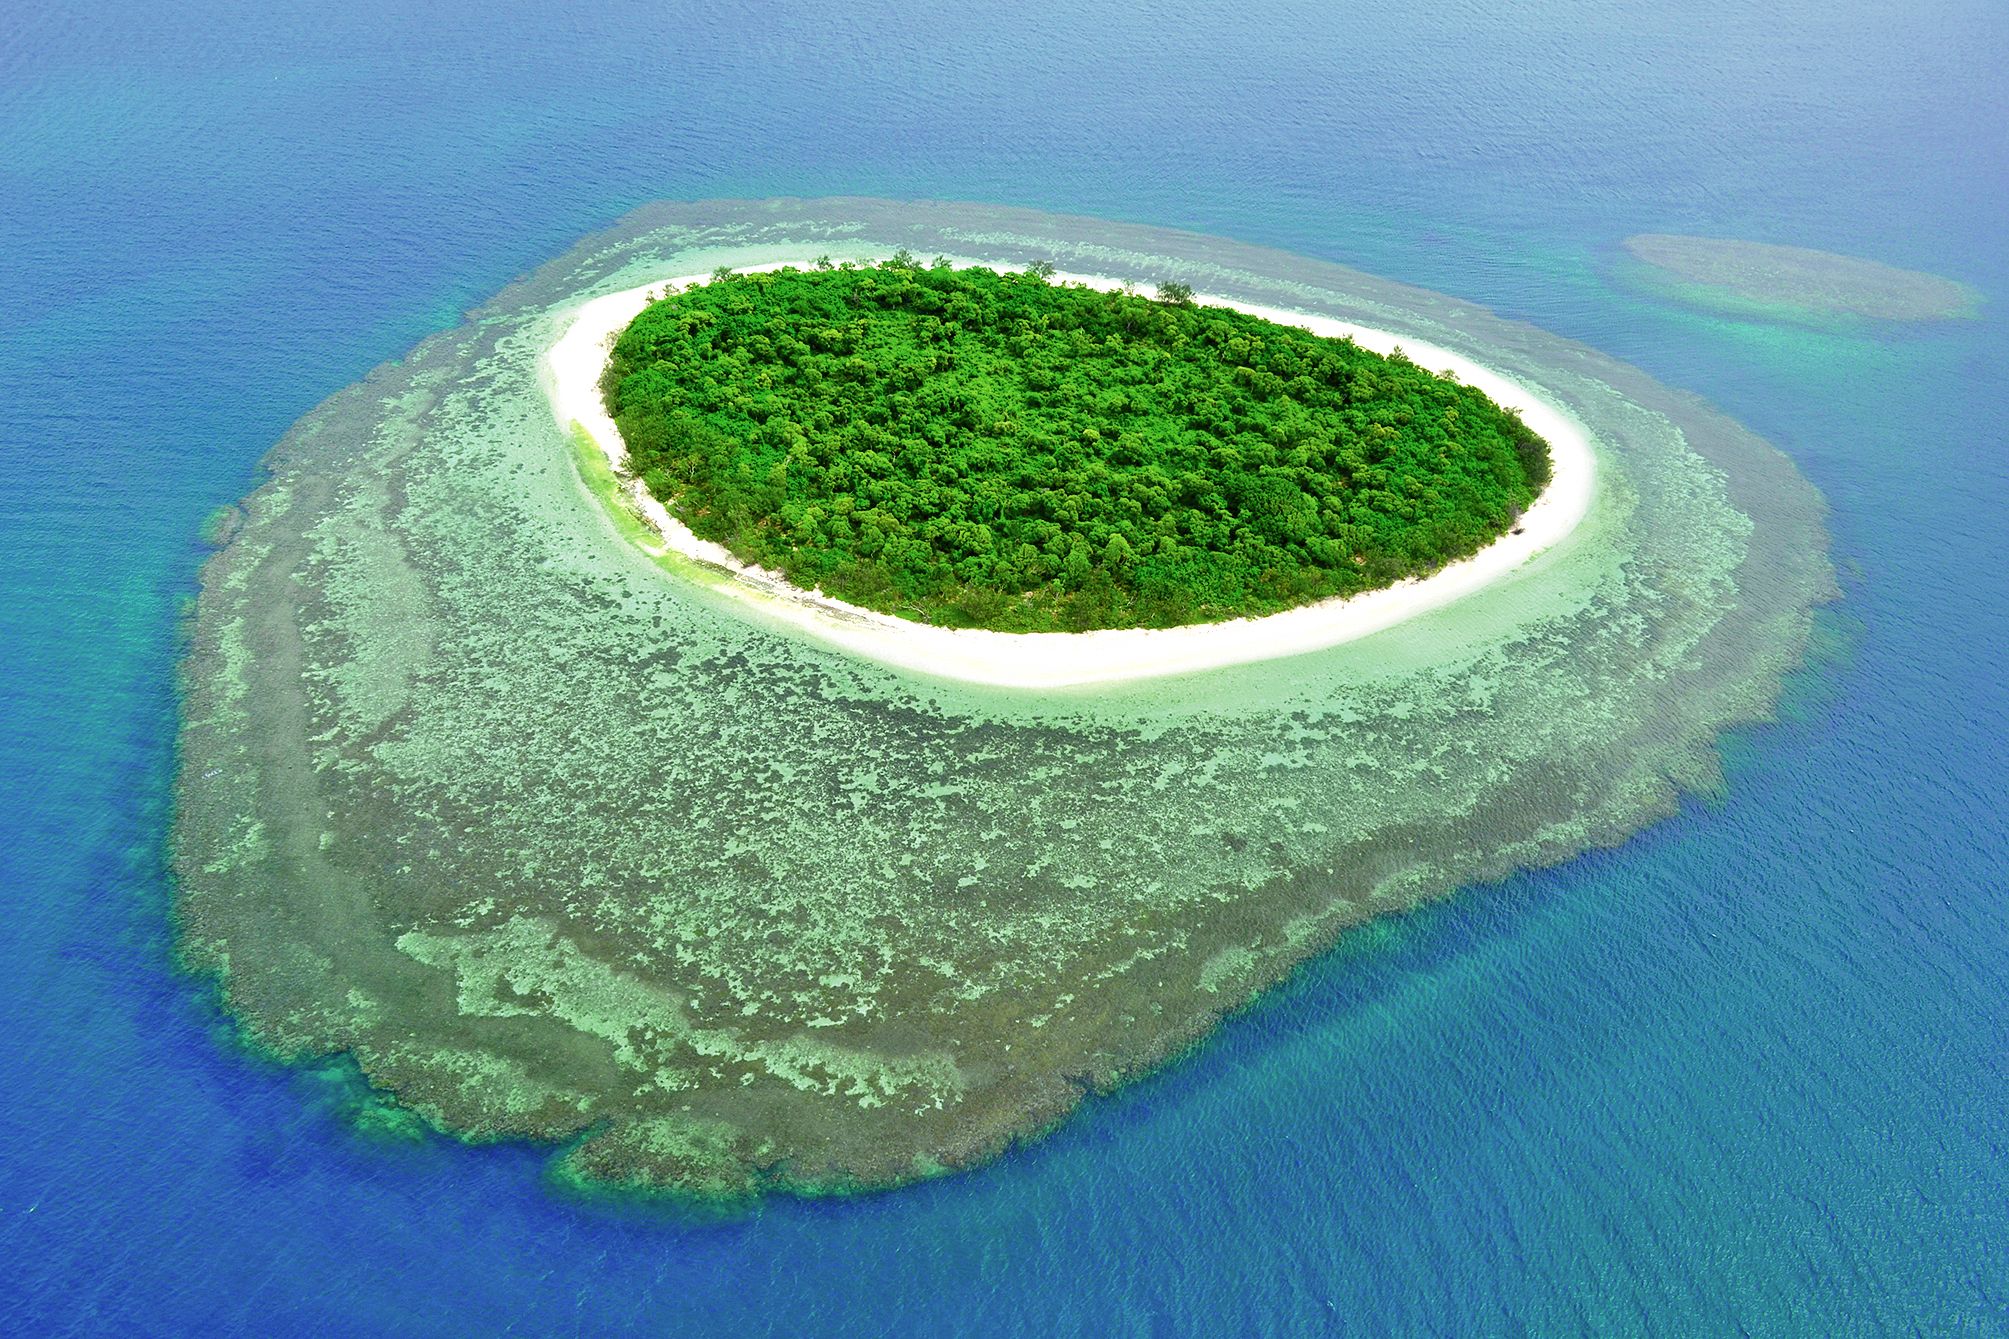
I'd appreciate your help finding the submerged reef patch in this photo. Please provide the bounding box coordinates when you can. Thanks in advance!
[1621,233,1978,323]
[173,199,1834,1196]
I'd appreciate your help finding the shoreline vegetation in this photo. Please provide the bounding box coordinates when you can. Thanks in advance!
[603,259,1549,633]
[546,260,1598,687]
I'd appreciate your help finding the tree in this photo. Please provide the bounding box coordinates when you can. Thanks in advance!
[602,262,1549,633]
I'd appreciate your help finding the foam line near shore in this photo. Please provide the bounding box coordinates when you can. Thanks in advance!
[542,262,1597,689]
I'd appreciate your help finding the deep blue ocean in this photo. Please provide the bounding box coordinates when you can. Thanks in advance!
[3,2,2004,1333]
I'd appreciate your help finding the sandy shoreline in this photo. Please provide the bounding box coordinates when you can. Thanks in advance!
[542,261,1597,688]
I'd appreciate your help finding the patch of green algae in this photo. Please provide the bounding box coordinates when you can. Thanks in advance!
[172,199,1835,1196]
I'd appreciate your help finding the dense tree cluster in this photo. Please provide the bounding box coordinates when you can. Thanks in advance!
[602,258,1552,631]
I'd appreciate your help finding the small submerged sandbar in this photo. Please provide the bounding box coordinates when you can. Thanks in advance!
[544,262,1597,689]
[1622,234,1978,322]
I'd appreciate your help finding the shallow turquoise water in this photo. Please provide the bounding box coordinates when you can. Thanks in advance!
[2,1,2004,1333]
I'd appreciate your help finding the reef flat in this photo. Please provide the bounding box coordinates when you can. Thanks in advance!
[173,199,1835,1197]
[1622,233,1978,322]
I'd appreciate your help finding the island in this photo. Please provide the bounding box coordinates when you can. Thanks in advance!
[550,261,1596,688]
[172,198,1833,1200]
[1622,234,1978,322]
[601,258,1550,633]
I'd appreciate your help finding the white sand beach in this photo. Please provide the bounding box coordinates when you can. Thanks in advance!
[542,262,1597,689]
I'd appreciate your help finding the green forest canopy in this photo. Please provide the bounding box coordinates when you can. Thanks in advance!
[602,258,1552,632]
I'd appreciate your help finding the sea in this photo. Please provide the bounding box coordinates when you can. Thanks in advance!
[1,1,2003,1333]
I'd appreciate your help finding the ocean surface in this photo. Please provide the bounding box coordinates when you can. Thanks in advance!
[2,1,2003,1333]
